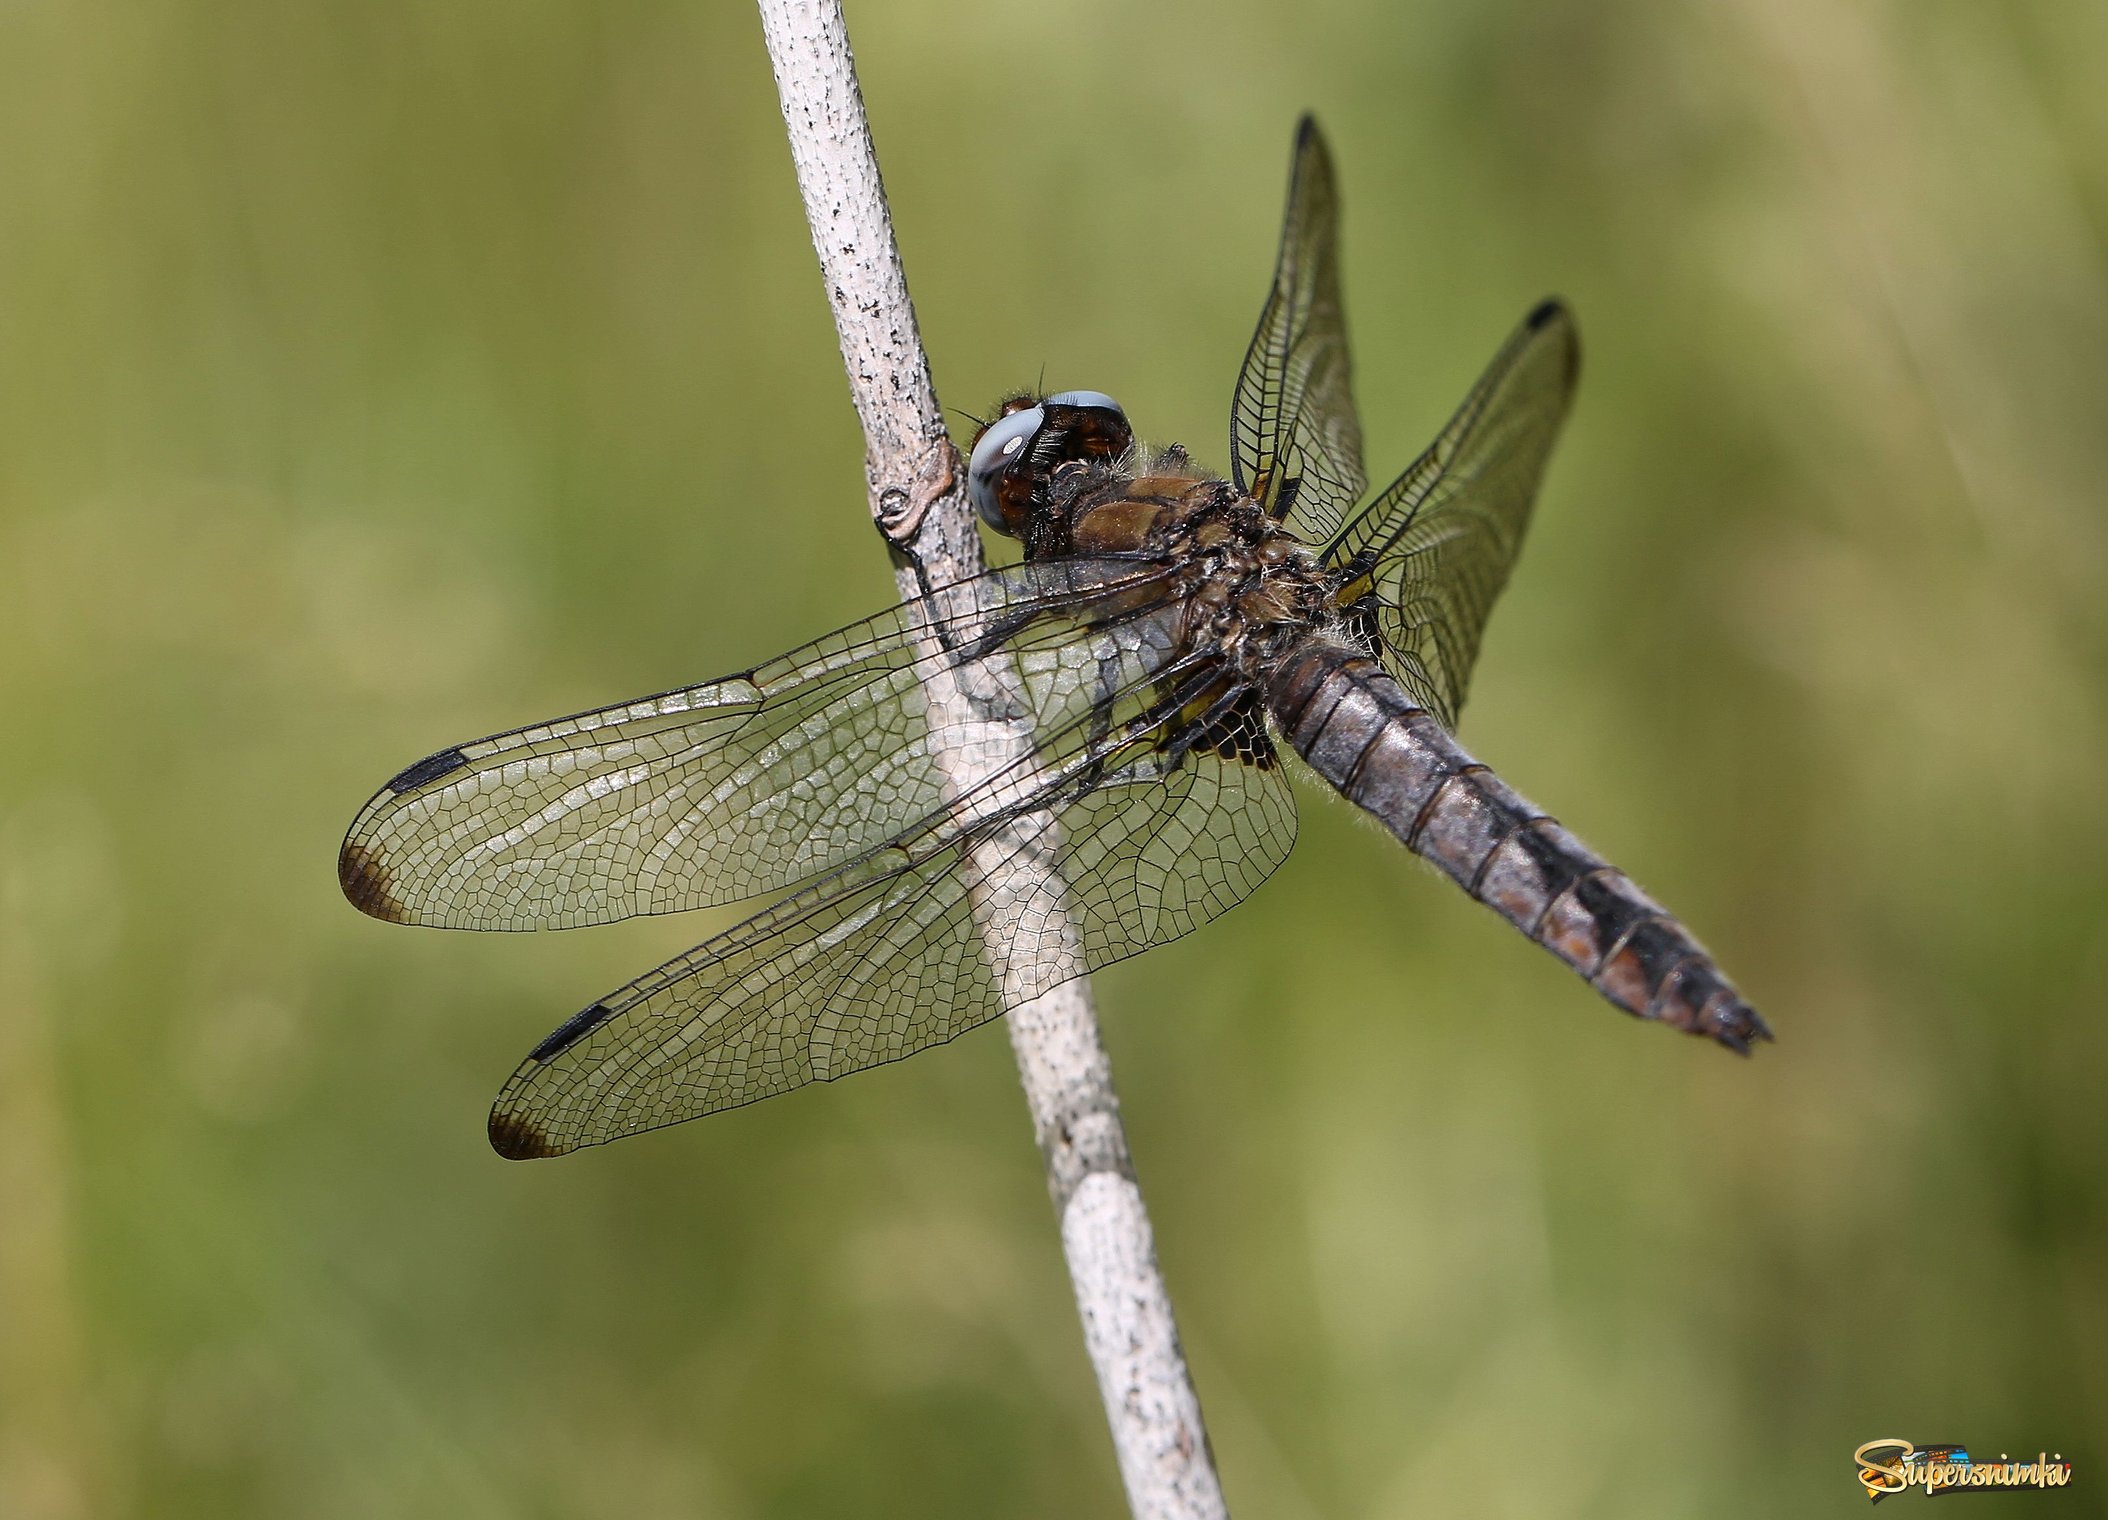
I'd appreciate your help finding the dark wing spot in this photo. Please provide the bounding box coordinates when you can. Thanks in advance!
[1179,691,1279,770]
[386,747,469,795]
[488,1108,562,1161]
[338,841,407,922]
[529,1001,616,1062]
[1270,475,1303,522]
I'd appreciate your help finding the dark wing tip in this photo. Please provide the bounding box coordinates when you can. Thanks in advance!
[1525,296,1582,389]
[1293,115,1334,179]
[338,840,408,923]
[488,1108,564,1160]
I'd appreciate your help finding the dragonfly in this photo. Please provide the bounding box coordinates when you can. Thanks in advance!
[340,117,1769,1160]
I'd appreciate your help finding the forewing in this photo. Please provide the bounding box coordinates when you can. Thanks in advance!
[486,673,1296,1157]
[339,557,1176,930]
[1328,299,1581,728]
[1229,116,1367,548]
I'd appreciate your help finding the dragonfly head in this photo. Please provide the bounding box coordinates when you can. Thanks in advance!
[967,390,1132,537]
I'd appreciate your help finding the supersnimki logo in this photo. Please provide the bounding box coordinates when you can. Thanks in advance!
[1854,1440,2073,1501]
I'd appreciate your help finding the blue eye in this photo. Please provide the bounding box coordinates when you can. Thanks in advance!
[1045,390,1124,418]
[967,406,1044,531]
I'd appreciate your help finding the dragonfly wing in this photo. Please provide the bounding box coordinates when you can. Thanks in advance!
[1229,116,1367,549]
[339,557,1178,930]
[486,672,1296,1156]
[1327,298,1581,728]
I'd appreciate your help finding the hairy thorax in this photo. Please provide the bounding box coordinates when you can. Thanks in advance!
[1028,447,1357,682]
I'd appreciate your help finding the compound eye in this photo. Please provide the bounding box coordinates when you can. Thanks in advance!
[967,404,1044,532]
[1045,389,1125,422]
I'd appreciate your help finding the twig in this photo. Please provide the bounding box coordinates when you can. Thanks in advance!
[755,4,1229,1516]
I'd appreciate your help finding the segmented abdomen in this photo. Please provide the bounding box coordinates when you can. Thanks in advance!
[1264,643,1768,1051]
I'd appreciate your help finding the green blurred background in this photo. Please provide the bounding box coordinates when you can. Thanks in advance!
[4,0,2105,1515]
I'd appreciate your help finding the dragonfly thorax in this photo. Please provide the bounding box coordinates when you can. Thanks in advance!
[964,388,1339,665]
[1033,449,1351,678]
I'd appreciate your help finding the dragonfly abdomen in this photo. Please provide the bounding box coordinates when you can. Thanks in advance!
[1265,643,1769,1052]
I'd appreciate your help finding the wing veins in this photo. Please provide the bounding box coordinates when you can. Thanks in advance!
[495,653,1255,1148]
[342,558,1186,930]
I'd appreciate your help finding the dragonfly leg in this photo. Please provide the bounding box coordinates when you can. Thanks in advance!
[876,437,960,546]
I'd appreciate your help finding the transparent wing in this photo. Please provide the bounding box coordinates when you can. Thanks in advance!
[486,670,1296,1157]
[1229,115,1366,549]
[1326,299,1581,729]
[339,557,1178,931]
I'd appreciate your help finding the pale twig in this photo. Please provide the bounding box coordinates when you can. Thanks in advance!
[753,3,1228,1515]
